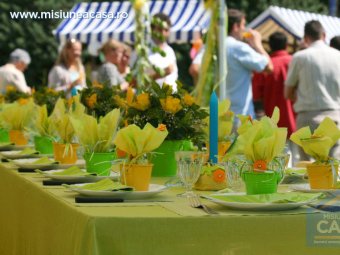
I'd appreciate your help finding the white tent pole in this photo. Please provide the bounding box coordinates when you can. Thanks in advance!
[218,0,227,100]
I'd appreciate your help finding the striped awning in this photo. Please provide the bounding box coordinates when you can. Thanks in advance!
[248,6,340,45]
[53,0,210,55]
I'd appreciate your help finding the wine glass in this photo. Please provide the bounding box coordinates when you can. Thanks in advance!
[175,151,205,197]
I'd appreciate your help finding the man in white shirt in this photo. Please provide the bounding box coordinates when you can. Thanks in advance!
[0,49,31,94]
[148,13,178,91]
[285,20,340,160]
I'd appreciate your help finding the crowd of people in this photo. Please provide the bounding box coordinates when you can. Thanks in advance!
[1,9,340,162]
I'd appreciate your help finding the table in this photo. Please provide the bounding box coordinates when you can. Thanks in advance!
[0,167,339,255]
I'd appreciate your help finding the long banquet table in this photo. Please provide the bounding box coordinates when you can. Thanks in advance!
[0,166,339,255]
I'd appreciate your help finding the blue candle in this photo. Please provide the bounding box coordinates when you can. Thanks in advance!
[209,92,218,163]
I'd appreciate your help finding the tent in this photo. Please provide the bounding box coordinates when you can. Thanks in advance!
[248,6,340,49]
[54,0,210,55]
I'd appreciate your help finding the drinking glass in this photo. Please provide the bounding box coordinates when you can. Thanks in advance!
[175,151,205,197]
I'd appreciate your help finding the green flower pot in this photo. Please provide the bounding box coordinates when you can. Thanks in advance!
[242,171,281,195]
[34,136,54,154]
[84,152,117,176]
[151,140,192,177]
[0,129,10,143]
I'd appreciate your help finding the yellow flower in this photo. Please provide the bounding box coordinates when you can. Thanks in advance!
[113,95,128,109]
[131,93,150,111]
[160,96,182,114]
[86,94,97,109]
[133,0,146,11]
[183,94,195,106]
[17,98,29,105]
[157,124,167,131]
[6,85,16,92]
[126,87,134,105]
[92,81,104,89]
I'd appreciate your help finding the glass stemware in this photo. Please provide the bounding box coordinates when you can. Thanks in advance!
[175,151,205,197]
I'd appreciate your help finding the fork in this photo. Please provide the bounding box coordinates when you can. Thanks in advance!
[188,195,219,215]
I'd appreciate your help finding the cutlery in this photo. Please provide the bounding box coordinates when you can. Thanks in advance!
[188,195,219,215]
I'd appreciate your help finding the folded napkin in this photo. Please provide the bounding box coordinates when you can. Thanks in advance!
[17,147,39,155]
[65,178,134,191]
[209,192,324,204]
[75,196,124,203]
[50,166,93,176]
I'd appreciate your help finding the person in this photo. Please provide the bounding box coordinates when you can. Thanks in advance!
[48,39,86,97]
[0,49,31,94]
[225,9,273,118]
[189,46,205,86]
[148,13,178,91]
[285,20,340,160]
[117,43,132,78]
[252,32,296,136]
[330,35,340,51]
[97,39,129,89]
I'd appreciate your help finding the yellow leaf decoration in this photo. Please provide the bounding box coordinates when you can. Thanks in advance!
[290,117,340,162]
[114,123,168,160]
[33,104,55,137]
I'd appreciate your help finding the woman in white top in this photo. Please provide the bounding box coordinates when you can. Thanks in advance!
[48,39,86,97]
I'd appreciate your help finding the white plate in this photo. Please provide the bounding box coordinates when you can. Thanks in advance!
[0,144,33,151]
[202,194,310,211]
[291,184,339,193]
[66,183,167,200]
[12,158,85,170]
[0,150,41,159]
[41,169,119,182]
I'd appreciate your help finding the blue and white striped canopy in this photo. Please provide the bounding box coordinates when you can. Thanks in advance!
[53,0,210,54]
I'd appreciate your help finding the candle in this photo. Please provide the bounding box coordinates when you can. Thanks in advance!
[209,91,218,163]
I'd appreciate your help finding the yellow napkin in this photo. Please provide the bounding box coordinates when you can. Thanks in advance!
[114,123,168,159]
[31,157,58,165]
[18,147,39,155]
[228,107,287,163]
[290,117,340,162]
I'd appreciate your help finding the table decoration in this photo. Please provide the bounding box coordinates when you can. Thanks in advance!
[0,99,35,145]
[32,87,65,115]
[194,164,227,191]
[70,108,120,176]
[119,84,208,176]
[209,92,218,164]
[226,108,287,194]
[290,117,340,189]
[114,123,168,191]
[49,97,84,164]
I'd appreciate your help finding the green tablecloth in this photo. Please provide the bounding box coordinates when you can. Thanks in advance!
[0,168,339,255]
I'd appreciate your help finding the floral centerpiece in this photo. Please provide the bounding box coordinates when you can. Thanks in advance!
[227,108,287,194]
[114,123,168,190]
[70,108,121,176]
[33,87,65,115]
[290,117,340,189]
[0,99,35,145]
[117,83,208,176]
[2,85,30,103]
[80,83,122,118]
[49,96,85,164]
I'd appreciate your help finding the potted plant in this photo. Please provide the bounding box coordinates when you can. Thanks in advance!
[70,108,121,176]
[227,108,287,194]
[114,123,168,191]
[290,117,340,189]
[118,83,208,177]
[0,99,35,145]
[33,87,65,115]
[49,97,84,164]
[30,104,56,154]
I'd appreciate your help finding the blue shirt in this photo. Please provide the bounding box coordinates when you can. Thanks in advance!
[225,36,268,117]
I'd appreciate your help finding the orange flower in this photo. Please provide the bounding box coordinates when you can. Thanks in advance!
[116,148,127,158]
[253,160,267,171]
[17,98,29,105]
[157,124,167,131]
[126,87,134,105]
[213,169,225,183]
[183,93,195,106]
[86,94,97,109]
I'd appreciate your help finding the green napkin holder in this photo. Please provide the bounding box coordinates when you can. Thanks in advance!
[84,152,117,176]
[0,129,10,143]
[242,171,282,195]
[34,136,54,154]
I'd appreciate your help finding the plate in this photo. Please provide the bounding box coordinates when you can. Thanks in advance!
[202,193,312,211]
[291,184,340,193]
[12,158,85,170]
[66,183,167,200]
[0,150,41,159]
[40,169,119,182]
[0,144,33,151]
